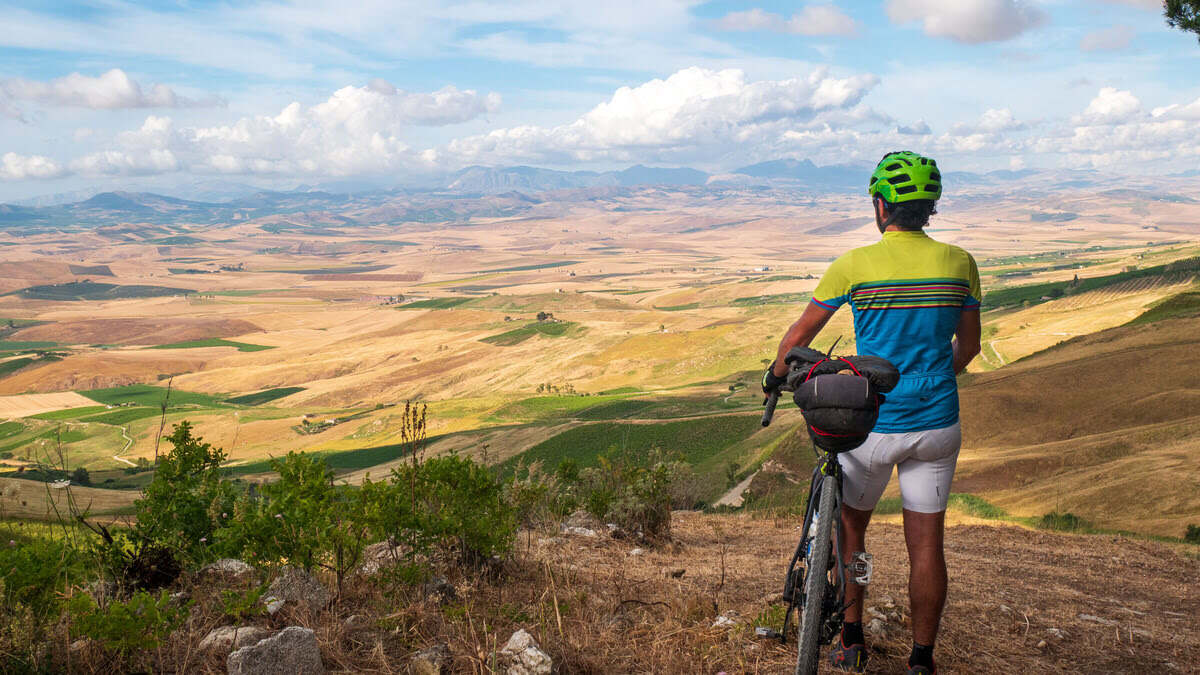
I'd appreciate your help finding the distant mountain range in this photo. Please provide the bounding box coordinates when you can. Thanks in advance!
[0,159,1180,231]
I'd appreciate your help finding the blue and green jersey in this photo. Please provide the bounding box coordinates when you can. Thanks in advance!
[811,230,981,433]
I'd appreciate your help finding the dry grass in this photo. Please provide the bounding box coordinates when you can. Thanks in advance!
[55,512,1199,674]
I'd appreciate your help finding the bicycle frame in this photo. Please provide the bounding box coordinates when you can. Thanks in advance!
[780,448,849,647]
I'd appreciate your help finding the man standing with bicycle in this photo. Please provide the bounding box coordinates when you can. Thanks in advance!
[763,151,982,674]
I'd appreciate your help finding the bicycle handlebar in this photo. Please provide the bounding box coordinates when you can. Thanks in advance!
[761,390,780,427]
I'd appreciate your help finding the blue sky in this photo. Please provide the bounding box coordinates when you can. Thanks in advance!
[1,0,1198,200]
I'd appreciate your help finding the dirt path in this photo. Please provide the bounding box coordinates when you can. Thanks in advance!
[111,426,136,467]
[715,469,759,507]
[528,512,1199,673]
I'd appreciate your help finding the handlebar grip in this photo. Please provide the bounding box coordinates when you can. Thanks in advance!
[761,391,780,427]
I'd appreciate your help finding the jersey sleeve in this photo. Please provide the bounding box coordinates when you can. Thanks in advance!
[811,253,853,311]
[963,253,981,309]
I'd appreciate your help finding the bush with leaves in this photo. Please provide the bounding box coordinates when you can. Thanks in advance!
[575,447,697,541]
[133,421,237,565]
[69,589,189,660]
[363,454,518,567]
[215,451,372,593]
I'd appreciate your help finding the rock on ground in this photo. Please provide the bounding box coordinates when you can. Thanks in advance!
[226,626,324,675]
[499,629,552,675]
[262,566,330,616]
[409,643,452,675]
[357,539,405,576]
[199,625,273,653]
[203,559,255,577]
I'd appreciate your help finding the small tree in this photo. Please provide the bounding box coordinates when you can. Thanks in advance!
[71,466,91,486]
[134,421,236,564]
[1166,1,1200,41]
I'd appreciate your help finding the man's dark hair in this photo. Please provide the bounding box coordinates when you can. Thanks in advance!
[880,198,937,230]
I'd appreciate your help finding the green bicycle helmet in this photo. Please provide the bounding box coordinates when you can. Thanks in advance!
[868,150,941,203]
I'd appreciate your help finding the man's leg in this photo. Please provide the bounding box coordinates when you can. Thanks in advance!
[840,504,874,624]
[902,508,947,646]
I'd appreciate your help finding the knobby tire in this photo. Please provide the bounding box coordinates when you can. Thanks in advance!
[796,472,837,675]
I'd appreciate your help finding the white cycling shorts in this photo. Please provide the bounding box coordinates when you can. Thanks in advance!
[840,422,961,514]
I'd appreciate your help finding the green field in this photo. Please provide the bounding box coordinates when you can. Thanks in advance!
[654,302,700,311]
[479,321,576,346]
[77,407,163,426]
[13,282,195,301]
[400,297,474,310]
[0,357,37,377]
[149,338,274,352]
[152,235,204,245]
[498,415,761,476]
[0,340,58,350]
[78,385,225,408]
[984,257,1200,308]
[1127,290,1200,325]
[226,387,307,406]
[729,292,811,306]
[28,406,109,421]
[476,261,579,273]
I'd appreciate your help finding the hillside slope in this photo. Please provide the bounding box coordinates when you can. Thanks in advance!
[956,314,1200,536]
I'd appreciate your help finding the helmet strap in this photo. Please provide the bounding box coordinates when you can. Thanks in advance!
[874,197,898,233]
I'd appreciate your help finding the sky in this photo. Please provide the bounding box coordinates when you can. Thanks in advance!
[1,0,1198,200]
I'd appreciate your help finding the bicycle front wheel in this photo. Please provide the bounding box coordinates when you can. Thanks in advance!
[796,472,838,675]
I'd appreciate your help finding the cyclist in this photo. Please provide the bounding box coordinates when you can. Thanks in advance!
[763,151,981,674]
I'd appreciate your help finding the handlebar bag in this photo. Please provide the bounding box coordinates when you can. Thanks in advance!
[792,372,883,453]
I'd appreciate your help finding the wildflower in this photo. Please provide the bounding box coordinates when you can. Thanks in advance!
[275,513,283,519]
[199,537,207,543]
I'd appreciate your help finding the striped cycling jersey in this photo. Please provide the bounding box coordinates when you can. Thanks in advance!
[811,230,981,433]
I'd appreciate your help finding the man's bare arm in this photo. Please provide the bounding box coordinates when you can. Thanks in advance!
[772,303,836,376]
[952,308,982,373]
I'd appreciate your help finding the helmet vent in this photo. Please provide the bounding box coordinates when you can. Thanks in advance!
[895,185,918,195]
[930,171,941,181]
[885,163,902,171]
[924,185,940,193]
[886,175,909,185]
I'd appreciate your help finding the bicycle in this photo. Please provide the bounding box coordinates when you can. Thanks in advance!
[760,347,897,675]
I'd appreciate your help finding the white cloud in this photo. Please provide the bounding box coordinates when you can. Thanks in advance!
[0,69,216,109]
[886,0,1046,44]
[1100,0,1161,9]
[715,5,858,36]
[1152,97,1200,121]
[442,67,878,165]
[1077,87,1141,125]
[67,82,500,178]
[897,120,932,135]
[0,152,67,180]
[1080,25,1134,52]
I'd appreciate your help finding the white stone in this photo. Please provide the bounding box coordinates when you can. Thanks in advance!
[226,626,325,675]
[499,629,552,675]
[199,625,273,653]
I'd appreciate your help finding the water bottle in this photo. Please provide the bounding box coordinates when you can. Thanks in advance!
[805,510,819,558]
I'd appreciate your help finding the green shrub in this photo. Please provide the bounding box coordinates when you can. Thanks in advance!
[220,585,267,622]
[364,455,517,566]
[134,421,237,565]
[69,589,188,657]
[215,452,371,592]
[1185,524,1200,544]
[575,447,697,540]
[1038,511,1089,532]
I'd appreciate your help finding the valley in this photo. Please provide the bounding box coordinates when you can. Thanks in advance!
[0,170,1197,539]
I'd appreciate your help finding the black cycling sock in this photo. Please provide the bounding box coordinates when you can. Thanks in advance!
[842,621,864,646]
[909,643,935,669]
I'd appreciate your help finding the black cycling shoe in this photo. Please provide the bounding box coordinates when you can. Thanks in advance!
[828,635,868,673]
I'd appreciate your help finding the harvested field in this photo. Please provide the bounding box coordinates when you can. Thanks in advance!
[11,317,263,345]
[0,476,136,519]
[0,392,98,418]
